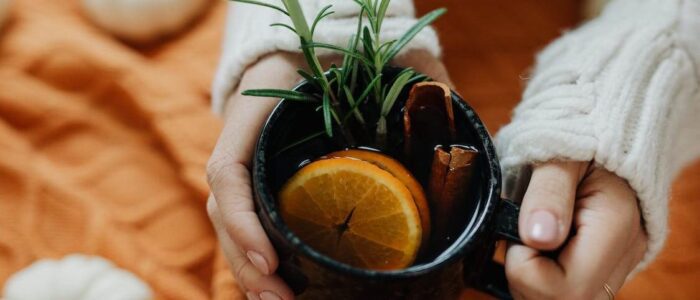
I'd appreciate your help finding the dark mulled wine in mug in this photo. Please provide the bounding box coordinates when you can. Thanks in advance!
[251,68,523,299]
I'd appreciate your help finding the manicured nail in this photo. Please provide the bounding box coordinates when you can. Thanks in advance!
[246,292,261,300]
[247,251,270,275]
[260,291,282,300]
[528,210,559,243]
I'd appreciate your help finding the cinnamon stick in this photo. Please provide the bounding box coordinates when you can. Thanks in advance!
[403,82,456,183]
[428,145,478,249]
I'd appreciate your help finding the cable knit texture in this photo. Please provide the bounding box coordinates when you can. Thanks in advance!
[211,0,441,114]
[496,0,700,274]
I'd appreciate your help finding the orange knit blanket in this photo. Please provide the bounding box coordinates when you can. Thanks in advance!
[0,1,240,299]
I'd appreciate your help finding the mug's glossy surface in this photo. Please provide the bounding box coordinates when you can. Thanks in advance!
[252,69,516,299]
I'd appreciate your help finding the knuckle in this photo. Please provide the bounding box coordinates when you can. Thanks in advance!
[533,179,564,200]
[235,261,263,292]
[526,181,572,211]
[225,189,256,214]
[206,155,231,188]
[233,261,250,285]
[224,211,259,237]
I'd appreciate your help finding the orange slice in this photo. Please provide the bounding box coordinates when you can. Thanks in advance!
[326,149,431,245]
[279,157,422,270]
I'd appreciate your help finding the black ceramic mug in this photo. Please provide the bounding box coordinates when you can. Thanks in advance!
[253,68,523,299]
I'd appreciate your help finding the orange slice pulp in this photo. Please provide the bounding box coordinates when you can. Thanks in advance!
[326,149,431,245]
[279,156,423,270]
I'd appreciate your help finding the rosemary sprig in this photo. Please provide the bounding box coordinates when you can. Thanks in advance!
[241,89,317,102]
[231,0,445,150]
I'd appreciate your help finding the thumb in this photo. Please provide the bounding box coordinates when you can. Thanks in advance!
[519,161,586,250]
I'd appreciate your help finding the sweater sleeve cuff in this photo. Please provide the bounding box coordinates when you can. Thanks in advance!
[211,0,441,114]
[495,0,700,276]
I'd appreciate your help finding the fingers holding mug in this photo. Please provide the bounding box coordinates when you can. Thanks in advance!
[598,221,648,299]
[207,152,279,276]
[208,196,295,300]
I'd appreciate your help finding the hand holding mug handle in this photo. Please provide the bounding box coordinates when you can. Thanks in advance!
[502,162,648,300]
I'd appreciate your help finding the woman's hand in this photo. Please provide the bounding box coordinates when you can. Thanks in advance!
[207,52,301,300]
[506,161,648,300]
[206,50,451,300]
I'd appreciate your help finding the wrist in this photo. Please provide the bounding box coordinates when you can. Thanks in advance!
[224,52,304,118]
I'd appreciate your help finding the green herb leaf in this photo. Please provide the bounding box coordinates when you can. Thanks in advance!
[354,0,374,20]
[407,73,430,86]
[270,23,297,34]
[378,39,397,55]
[340,35,356,87]
[376,0,390,33]
[328,76,338,86]
[357,73,383,104]
[242,89,317,102]
[343,86,366,124]
[283,0,312,40]
[299,39,325,80]
[331,68,343,96]
[230,0,288,16]
[349,59,359,91]
[272,130,325,158]
[322,91,333,137]
[342,73,382,123]
[302,42,372,66]
[382,8,446,65]
[381,69,414,116]
[330,106,342,125]
[311,5,334,35]
[361,27,375,59]
[297,69,318,85]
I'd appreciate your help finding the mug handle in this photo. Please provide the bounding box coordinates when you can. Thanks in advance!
[470,198,522,299]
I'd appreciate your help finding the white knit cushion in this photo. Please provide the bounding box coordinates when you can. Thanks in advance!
[3,254,152,300]
[82,0,208,43]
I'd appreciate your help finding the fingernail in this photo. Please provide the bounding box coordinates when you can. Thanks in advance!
[260,291,282,300]
[528,210,559,243]
[247,251,270,275]
[246,292,261,300]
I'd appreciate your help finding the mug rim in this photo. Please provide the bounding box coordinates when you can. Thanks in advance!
[252,74,502,279]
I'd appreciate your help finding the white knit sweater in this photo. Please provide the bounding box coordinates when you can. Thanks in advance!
[497,0,700,272]
[212,0,700,274]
